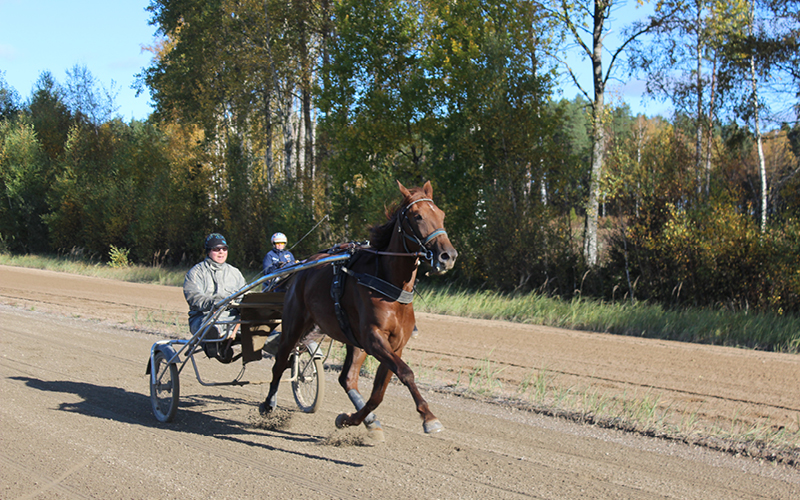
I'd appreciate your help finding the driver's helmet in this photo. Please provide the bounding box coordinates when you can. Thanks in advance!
[271,232,288,246]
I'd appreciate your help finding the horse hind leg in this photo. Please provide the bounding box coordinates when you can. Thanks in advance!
[259,366,283,415]
[259,347,289,415]
[259,309,312,415]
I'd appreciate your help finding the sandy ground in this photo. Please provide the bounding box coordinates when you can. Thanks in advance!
[2,264,800,498]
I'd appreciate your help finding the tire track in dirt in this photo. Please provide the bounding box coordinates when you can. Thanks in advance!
[0,289,167,313]
[2,307,658,498]
[0,289,183,333]
[4,265,800,498]
[0,452,95,500]
[0,310,543,498]
[411,346,800,413]
[1,310,544,499]
[1,315,365,500]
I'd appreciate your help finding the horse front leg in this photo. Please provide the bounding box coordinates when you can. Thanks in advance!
[338,344,443,434]
[386,352,443,434]
[336,358,387,440]
[336,348,384,436]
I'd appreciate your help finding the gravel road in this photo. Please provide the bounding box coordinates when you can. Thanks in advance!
[2,264,800,499]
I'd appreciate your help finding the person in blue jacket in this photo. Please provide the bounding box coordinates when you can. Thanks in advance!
[263,232,297,291]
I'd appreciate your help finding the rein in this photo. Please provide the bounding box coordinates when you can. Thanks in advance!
[360,248,426,258]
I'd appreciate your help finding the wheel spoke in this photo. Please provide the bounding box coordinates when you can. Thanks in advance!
[150,352,180,422]
[292,350,324,413]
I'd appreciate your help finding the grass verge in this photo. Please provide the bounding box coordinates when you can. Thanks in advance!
[415,283,800,353]
[4,252,799,353]
[0,252,263,286]
[326,345,800,467]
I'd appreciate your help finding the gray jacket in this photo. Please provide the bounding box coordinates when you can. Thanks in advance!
[183,257,246,332]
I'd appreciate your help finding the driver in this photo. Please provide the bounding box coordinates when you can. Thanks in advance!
[183,233,246,359]
[262,232,297,291]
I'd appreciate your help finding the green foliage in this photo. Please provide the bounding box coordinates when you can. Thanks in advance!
[108,245,131,268]
[0,71,21,121]
[607,197,800,313]
[0,118,51,252]
[319,0,579,291]
[40,118,212,266]
[28,72,71,162]
[2,0,800,321]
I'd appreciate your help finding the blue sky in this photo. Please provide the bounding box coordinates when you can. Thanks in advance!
[0,0,669,122]
[1,0,156,121]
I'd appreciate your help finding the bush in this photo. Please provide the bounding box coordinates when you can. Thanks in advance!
[108,245,130,268]
[605,200,800,313]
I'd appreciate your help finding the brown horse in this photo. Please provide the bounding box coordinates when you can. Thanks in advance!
[258,180,457,436]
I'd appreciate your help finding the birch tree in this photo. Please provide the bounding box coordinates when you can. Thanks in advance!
[549,0,655,266]
[715,0,800,231]
[629,0,725,197]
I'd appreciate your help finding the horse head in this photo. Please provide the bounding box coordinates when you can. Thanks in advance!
[397,180,458,275]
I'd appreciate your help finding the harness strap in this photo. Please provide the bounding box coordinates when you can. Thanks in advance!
[399,198,448,261]
[329,245,417,349]
[403,229,447,247]
[341,266,414,304]
[331,256,362,349]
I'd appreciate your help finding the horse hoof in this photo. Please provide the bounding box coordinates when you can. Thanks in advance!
[258,402,273,416]
[423,419,444,434]
[335,413,350,429]
[364,419,384,443]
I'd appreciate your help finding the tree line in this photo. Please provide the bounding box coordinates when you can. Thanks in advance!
[1,0,799,313]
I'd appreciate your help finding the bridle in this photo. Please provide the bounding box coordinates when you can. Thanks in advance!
[397,198,448,264]
[329,197,448,323]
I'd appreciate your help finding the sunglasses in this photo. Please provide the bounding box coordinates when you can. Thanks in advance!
[211,246,228,252]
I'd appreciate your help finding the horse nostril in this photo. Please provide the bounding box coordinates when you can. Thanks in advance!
[440,252,451,262]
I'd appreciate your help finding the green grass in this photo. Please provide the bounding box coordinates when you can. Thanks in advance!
[4,252,800,353]
[415,283,800,353]
[0,252,263,287]
[7,252,798,463]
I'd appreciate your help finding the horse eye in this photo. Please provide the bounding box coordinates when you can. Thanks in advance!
[414,214,423,221]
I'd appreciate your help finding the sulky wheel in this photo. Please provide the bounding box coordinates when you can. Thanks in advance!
[292,349,325,413]
[150,351,180,422]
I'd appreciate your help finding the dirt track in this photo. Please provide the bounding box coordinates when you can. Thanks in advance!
[2,264,800,498]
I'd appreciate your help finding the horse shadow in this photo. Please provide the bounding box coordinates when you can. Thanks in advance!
[9,375,362,467]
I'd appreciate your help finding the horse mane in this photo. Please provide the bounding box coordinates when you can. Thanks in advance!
[368,204,402,251]
[368,186,422,251]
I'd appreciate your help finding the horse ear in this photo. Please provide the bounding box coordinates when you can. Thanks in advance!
[422,180,433,198]
[397,180,411,199]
